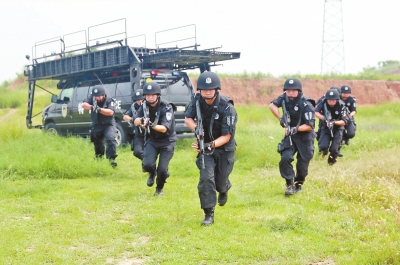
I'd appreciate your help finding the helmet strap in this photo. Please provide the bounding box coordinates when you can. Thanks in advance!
[201,90,218,101]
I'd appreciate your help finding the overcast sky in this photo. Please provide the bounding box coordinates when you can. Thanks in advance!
[1,0,399,83]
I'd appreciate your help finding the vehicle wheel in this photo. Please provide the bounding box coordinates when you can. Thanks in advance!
[115,122,127,147]
[44,122,58,135]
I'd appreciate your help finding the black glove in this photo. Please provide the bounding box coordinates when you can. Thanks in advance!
[204,142,213,150]
[279,118,285,128]
[92,105,100,114]
[289,127,298,135]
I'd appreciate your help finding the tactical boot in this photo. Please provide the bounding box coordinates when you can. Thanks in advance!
[109,159,117,167]
[285,179,295,196]
[201,208,214,226]
[337,152,343,157]
[147,172,156,187]
[295,183,302,193]
[218,192,228,206]
[154,188,164,196]
[328,155,337,165]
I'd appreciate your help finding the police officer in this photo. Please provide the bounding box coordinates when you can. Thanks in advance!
[269,77,316,195]
[315,88,349,165]
[340,85,357,145]
[185,71,238,226]
[82,85,118,167]
[123,89,145,160]
[133,82,177,195]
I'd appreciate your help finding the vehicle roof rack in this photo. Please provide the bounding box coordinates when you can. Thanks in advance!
[25,21,240,80]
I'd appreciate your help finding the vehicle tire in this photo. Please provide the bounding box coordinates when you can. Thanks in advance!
[115,122,127,147]
[44,122,58,135]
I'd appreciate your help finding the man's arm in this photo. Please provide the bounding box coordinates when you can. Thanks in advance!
[269,102,282,120]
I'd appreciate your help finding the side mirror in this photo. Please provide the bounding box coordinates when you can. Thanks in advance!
[51,94,58,103]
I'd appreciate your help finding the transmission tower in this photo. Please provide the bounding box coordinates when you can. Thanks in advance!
[321,0,345,74]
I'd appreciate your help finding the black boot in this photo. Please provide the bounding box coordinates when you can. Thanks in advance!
[218,192,228,206]
[147,172,156,187]
[109,159,117,167]
[328,154,337,165]
[201,208,214,226]
[285,179,295,196]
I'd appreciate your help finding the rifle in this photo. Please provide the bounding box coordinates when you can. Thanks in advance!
[195,99,205,169]
[281,100,292,146]
[141,100,151,141]
[323,103,334,138]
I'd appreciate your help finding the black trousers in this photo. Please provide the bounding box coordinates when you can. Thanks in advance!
[142,139,176,189]
[132,135,144,160]
[318,127,343,159]
[92,124,117,159]
[343,120,356,141]
[278,132,315,185]
[196,149,235,209]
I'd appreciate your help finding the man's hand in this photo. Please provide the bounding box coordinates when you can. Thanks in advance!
[289,127,298,135]
[92,105,100,114]
[279,118,286,128]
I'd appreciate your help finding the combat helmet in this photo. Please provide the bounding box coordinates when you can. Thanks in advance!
[197,71,221,90]
[341,85,352,93]
[142,82,161,95]
[132,89,144,101]
[325,88,340,100]
[283,78,302,92]
[91,85,106,96]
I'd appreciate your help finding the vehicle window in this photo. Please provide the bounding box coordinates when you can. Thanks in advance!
[167,75,191,95]
[59,87,74,101]
[76,86,90,100]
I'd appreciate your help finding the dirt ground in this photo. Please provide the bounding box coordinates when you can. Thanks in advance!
[190,77,400,105]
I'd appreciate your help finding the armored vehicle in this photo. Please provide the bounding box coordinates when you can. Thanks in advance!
[24,19,240,146]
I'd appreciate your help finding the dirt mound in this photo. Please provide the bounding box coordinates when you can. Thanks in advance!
[190,77,400,105]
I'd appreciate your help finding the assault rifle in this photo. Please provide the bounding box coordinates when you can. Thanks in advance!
[141,100,151,141]
[281,100,292,146]
[195,99,205,169]
[323,103,334,137]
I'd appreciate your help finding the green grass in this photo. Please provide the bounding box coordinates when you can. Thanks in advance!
[1,103,400,264]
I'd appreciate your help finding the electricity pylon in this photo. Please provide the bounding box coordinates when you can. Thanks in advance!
[321,0,345,74]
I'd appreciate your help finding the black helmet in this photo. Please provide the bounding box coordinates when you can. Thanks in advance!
[330,86,341,95]
[325,88,340,100]
[132,89,144,101]
[341,85,352,93]
[283,78,302,92]
[91,85,106,96]
[142,82,161,95]
[197,71,221,90]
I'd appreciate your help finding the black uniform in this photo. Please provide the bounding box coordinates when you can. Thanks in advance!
[272,93,316,186]
[83,95,117,159]
[315,99,349,161]
[185,93,237,209]
[125,102,145,160]
[136,99,177,190]
[341,96,357,143]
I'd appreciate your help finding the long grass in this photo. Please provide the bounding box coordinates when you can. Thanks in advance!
[0,103,400,264]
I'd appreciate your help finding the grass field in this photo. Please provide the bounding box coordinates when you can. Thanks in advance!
[0,103,400,264]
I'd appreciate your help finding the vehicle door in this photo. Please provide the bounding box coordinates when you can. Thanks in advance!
[51,84,75,135]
